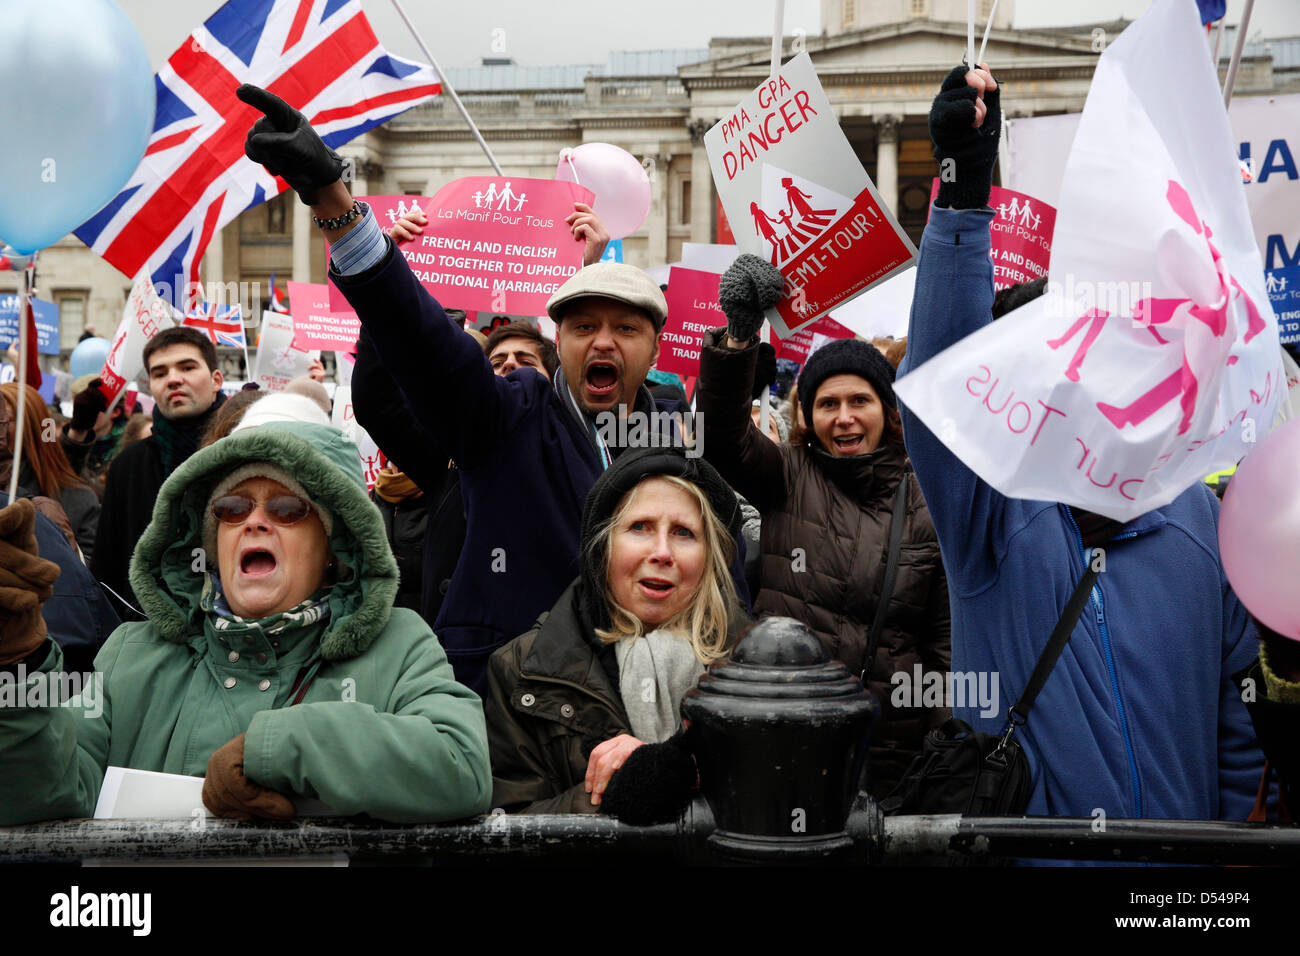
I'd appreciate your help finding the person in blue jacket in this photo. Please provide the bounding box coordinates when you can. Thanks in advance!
[896,63,1264,821]
[237,84,749,694]
[0,492,118,675]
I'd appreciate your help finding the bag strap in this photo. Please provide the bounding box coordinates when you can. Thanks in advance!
[863,471,910,680]
[1009,562,1101,726]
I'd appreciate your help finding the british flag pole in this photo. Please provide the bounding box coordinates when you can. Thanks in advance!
[75,0,446,311]
[388,0,503,176]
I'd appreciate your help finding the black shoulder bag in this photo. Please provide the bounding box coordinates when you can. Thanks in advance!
[879,561,1101,816]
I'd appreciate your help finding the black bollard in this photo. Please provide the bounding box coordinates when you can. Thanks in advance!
[682,616,878,863]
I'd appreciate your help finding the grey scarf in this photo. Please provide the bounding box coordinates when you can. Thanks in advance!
[613,629,705,743]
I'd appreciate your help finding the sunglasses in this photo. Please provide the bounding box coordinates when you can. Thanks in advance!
[211,494,313,526]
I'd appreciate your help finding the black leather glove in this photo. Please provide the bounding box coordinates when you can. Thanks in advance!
[718,254,785,343]
[238,84,346,205]
[600,728,698,826]
[69,379,108,434]
[751,342,777,400]
[930,65,1001,210]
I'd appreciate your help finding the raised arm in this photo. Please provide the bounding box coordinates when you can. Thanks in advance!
[695,254,790,511]
[897,64,1007,592]
[238,84,543,469]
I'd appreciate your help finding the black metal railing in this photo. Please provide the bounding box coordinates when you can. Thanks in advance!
[3,798,1297,865]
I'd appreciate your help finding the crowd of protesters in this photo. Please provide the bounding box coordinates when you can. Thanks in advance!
[1,63,1298,846]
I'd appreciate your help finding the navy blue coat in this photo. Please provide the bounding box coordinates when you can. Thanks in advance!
[1,493,119,674]
[333,240,749,693]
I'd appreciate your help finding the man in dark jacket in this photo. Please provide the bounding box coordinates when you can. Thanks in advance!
[238,83,748,693]
[354,319,556,625]
[90,327,226,614]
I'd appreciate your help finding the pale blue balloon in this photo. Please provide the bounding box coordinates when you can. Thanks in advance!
[0,0,155,255]
[69,337,112,380]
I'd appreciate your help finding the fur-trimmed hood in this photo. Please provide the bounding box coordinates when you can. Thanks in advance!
[129,422,398,662]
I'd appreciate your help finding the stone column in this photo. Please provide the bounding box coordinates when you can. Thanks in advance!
[293,198,311,282]
[204,227,223,294]
[688,119,715,244]
[875,115,901,217]
[648,152,670,266]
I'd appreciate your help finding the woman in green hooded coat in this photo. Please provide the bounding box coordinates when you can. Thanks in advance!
[0,396,491,826]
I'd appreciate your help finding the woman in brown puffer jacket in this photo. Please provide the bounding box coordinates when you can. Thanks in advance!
[696,257,952,798]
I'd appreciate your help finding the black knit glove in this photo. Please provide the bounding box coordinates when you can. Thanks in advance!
[718,254,785,343]
[600,728,698,826]
[69,380,108,433]
[930,65,1001,210]
[238,85,346,205]
[751,342,777,400]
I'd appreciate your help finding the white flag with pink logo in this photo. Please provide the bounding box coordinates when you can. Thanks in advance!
[895,0,1282,522]
[100,275,177,404]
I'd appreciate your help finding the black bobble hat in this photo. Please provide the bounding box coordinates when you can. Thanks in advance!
[797,338,897,430]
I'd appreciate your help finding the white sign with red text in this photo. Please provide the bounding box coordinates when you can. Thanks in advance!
[705,53,916,338]
[331,384,382,490]
[253,310,317,392]
[895,0,1282,522]
[100,276,177,404]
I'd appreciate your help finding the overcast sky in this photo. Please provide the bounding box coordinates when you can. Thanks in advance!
[117,0,1300,71]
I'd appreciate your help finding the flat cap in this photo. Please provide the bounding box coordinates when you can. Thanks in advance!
[546,263,668,331]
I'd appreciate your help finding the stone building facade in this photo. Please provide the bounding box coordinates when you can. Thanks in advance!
[4,0,1294,375]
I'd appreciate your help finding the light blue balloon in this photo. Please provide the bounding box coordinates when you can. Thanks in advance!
[69,337,112,379]
[0,0,155,255]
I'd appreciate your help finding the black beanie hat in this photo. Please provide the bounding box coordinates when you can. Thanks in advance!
[797,338,897,430]
[578,447,741,633]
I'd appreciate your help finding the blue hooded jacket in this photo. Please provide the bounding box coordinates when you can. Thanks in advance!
[897,205,1263,821]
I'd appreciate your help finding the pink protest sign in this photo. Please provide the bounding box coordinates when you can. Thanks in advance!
[705,53,917,338]
[657,268,724,377]
[289,281,361,351]
[328,181,594,316]
[769,314,855,364]
[929,180,1056,290]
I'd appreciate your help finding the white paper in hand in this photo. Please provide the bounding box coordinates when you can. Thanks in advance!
[94,766,334,819]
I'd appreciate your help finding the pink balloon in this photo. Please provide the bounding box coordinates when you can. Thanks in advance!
[1220,417,1300,641]
[555,143,651,240]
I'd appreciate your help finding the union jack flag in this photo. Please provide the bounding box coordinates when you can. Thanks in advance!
[268,271,290,312]
[74,0,441,310]
[185,302,247,349]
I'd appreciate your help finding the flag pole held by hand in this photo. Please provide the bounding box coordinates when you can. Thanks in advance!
[1222,0,1255,107]
[7,257,35,503]
[760,0,786,434]
[389,0,503,176]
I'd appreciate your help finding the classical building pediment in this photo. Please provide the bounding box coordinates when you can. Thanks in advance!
[681,20,1104,88]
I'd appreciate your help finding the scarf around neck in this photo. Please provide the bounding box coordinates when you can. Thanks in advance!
[613,628,704,744]
[373,467,423,503]
[152,389,226,476]
[201,571,332,646]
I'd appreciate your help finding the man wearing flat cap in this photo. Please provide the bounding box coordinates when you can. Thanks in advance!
[237,84,749,693]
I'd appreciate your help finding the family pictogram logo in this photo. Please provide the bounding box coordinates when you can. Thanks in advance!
[750,167,852,266]
[470,181,529,212]
[996,195,1043,230]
